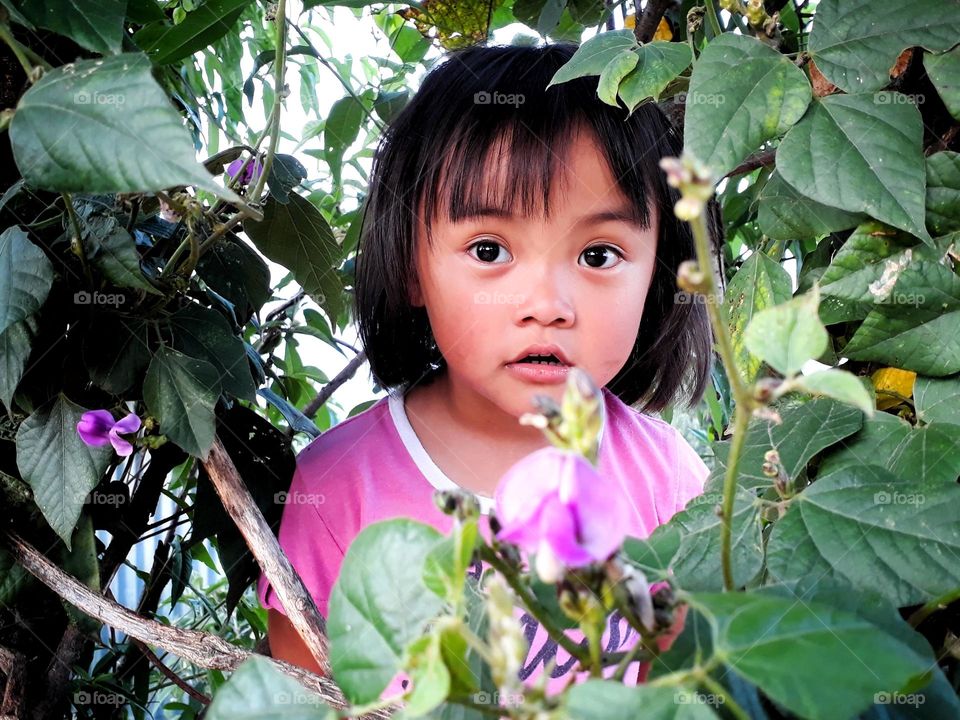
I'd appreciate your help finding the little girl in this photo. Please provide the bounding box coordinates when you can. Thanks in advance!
[258,41,714,699]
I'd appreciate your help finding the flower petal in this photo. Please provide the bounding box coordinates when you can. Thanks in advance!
[566,463,632,562]
[493,447,563,538]
[77,410,115,446]
[540,495,593,567]
[108,432,135,456]
[112,412,141,434]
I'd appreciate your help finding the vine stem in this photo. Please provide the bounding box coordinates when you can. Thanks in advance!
[248,0,288,207]
[703,0,723,37]
[908,586,960,628]
[687,206,754,591]
[700,673,750,720]
[0,22,35,76]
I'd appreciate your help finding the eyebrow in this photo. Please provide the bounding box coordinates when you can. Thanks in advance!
[456,205,647,229]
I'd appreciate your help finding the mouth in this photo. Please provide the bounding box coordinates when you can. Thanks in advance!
[507,345,572,366]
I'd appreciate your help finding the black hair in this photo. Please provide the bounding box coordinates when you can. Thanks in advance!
[354,41,716,412]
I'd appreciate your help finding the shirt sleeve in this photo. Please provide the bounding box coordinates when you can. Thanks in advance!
[672,431,710,517]
[256,460,345,618]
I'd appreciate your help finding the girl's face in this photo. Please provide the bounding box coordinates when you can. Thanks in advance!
[411,130,659,420]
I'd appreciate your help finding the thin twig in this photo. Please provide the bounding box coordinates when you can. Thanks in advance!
[302,349,368,419]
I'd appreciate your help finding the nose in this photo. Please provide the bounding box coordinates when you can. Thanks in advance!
[513,265,575,327]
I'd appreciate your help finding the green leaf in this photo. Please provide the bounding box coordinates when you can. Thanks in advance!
[546,29,637,87]
[843,261,960,376]
[16,394,112,548]
[756,171,863,242]
[767,465,960,606]
[792,369,875,416]
[9,54,240,203]
[914,373,960,424]
[81,316,151,395]
[403,634,451,717]
[688,590,934,720]
[0,313,38,414]
[808,0,960,94]
[925,46,960,121]
[669,487,762,591]
[243,194,344,323]
[618,41,693,113]
[84,217,162,294]
[205,655,334,719]
[168,303,257,402]
[267,154,308,204]
[327,519,445,705]
[621,524,683,582]
[196,238,273,320]
[817,221,918,325]
[133,0,251,66]
[322,95,364,185]
[17,0,125,55]
[565,680,720,719]
[925,151,960,237]
[684,33,811,176]
[0,226,53,337]
[423,518,478,604]
[817,411,960,486]
[724,251,792,383]
[744,286,827,377]
[776,93,930,242]
[0,545,29,607]
[597,49,638,107]
[143,346,221,460]
[709,398,863,492]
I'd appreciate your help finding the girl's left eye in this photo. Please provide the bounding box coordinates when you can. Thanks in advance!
[579,245,623,269]
[467,239,512,264]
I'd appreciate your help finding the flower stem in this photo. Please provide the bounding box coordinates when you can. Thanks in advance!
[703,0,723,37]
[62,193,93,286]
[700,673,750,720]
[611,637,653,682]
[247,0,287,206]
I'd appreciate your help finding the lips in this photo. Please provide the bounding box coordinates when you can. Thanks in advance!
[508,344,572,365]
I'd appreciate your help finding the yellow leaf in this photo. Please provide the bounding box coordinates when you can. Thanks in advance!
[654,17,673,41]
[624,12,636,28]
[871,367,917,410]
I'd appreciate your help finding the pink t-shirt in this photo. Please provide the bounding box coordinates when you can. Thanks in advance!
[258,385,708,699]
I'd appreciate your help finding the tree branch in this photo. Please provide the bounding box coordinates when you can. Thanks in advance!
[634,0,674,43]
[302,349,368,419]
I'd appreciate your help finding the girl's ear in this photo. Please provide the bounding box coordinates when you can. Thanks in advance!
[408,275,424,307]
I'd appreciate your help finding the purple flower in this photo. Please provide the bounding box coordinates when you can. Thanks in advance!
[494,447,632,581]
[226,157,263,186]
[77,410,141,456]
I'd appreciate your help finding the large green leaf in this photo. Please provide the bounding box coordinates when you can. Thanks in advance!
[546,29,637,87]
[756,171,863,242]
[776,93,930,242]
[564,680,719,719]
[709,398,863,492]
[81,316,151,395]
[205,655,334,719]
[808,0,960,94]
[597,50,638,107]
[843,261,960,375]
[327,519,444,705]
[133,0,251,65]
[689,591,934,720]
[0,226,53,337]
[15,394,112,548]
[817,221,918,325]
[684,33,811,176]
[168,303,256,402]
[925,151,960,237]
[243,194,344,323]
[143,346,221,460]
[17,0,125,55]
[766,465,960,606]
[914,373,960,425]
[617,42,693,113]
[83,216,162,294]
[744,287,827,377]
[925,46,960,121]
[0,313,38,414]
[9,54,240,202]
[817,411,960,486]
[724,252,791,384]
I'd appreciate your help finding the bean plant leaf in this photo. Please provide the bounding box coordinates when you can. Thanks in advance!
[565,681,720,719]
[0,313,38,414]
[9,54,241,203]
[925,46,960,121]
[756,171,863,242]
[617,41,693,112]
[143,346,222,460]
[15,394,112,548]
[684,33,811,176]
[597,50,638,107]
[205,655,334,719]
[724,251,792,383]
[327,519,445,705]
[925,151,960,237]
[766,465,960,607]
[843,261,960,376]
[914,374,960,425]
[133,0,251,66]
[546,29,638,87]
[17,0,125,55]
[792,369,875,416]
[808,0,960,94]
[688,590,934,720]
[0,226,53,337]
[776,93,931,242]
[744,286,827,377]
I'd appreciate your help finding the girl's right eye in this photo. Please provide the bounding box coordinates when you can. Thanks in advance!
[467,239,512,264]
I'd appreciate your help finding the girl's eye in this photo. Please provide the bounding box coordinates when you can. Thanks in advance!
[579,245,623,269]
[468,239,512,264]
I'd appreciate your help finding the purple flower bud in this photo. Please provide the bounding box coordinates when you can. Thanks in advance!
[493,447,631,578]
[77,410,142,457]
[226,157,263,186]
